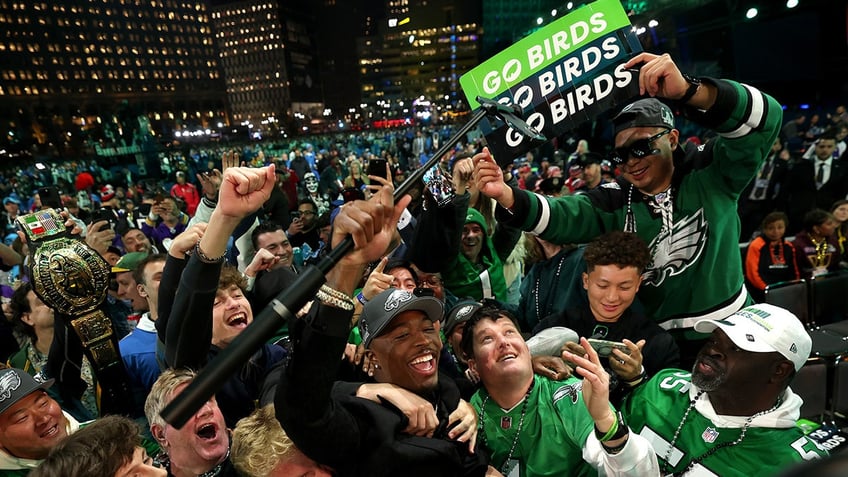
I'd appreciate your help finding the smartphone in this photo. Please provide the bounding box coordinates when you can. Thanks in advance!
[587,338,631,358]
[367,158,389,181]
[92,207,116,232]
[38,186,62,210]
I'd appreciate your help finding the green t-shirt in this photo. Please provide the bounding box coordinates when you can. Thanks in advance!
[471,375,598,477]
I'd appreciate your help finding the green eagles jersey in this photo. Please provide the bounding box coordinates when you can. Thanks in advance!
[471,376,598,477]
[623,369,827,476]
[504,79,783,329]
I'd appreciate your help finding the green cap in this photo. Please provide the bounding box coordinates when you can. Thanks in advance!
[112,251,149,273]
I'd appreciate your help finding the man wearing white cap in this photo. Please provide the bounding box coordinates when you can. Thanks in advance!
[620,303,827,476]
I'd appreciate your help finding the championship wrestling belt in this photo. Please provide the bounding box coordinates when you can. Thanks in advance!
[18,208,132,413]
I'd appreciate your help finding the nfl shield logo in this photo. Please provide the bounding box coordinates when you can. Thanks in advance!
[702,427,720,443]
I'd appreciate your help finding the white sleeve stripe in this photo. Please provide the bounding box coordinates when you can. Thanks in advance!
[531,192,551,235]
[722,84,766,139]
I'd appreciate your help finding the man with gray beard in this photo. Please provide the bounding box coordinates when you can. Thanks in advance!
[619,303,826,476]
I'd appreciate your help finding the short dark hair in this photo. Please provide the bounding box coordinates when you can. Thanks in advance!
[132,253,167,286]
[251,221,285,250]
[29,415,140,477]
[803,209,835,231]
[583,231,650,273]
[9,282,35,342]
[298,198,317,211]
[761,211,789,231]
[459,306,520,361]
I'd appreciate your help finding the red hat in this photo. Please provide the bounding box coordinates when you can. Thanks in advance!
[100,184,115,201]
[74,172,95,192]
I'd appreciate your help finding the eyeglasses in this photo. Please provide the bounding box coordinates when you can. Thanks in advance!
[608,129,671,165]
[298,210,316,216]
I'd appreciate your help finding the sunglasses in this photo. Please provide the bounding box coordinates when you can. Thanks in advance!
[609,129,671,165]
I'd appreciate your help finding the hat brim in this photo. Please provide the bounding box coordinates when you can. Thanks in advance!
[694,319,777,354]
[365,295,443,348]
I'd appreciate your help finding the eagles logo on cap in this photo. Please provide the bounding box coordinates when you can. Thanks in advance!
[0,370,22,403]
[384,289,414,312]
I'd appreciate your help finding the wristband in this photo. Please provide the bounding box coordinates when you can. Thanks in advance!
[595,409,628,442]
[194,240,226,263]
[356,291,368,305]
[678,74,701,104]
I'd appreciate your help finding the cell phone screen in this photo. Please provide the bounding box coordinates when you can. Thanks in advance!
[367,159,389,180]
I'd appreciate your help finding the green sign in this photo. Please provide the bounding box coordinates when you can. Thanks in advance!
[460,0,632,109]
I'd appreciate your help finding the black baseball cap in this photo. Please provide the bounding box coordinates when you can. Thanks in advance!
[612,98,675,137]
[359,288,443,348]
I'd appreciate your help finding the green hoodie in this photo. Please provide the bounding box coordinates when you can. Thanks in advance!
[442,207,508,301]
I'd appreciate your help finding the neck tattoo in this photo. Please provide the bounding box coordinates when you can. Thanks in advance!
[479,381,533,474]
[661,390,782,476]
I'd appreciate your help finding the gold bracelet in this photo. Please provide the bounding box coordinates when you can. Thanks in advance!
[315,288,354,311]
[320,284,354,302]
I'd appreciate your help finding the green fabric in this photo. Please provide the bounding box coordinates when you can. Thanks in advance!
[514,78,783,328]
[471,376,599,477]
[624,369,827,476]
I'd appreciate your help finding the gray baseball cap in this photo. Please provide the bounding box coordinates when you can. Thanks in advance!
[0,368,54,416]
[612,98,675,137]
[359,288,443,348]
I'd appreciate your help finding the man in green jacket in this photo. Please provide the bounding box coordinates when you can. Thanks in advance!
[474,52,783,364]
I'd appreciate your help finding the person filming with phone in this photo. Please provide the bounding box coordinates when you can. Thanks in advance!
[532,231,679,405]
[286,198,320,252]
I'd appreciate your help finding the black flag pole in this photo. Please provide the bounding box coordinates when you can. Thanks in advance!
[160,96,545,429]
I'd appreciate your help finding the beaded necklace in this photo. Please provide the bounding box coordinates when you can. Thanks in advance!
[479,383,533,475]
[661,390,782,476]
[534,252,566,320]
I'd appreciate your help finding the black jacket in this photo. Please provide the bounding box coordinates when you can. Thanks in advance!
[276,303,489,477]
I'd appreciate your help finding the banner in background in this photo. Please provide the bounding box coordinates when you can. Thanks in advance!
[460,0,643,164]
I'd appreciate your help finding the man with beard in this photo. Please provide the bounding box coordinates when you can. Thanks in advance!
[621,303,826,476]
[286,199,321,253]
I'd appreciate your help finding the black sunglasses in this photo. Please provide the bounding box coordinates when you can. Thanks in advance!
[609,129,671,165]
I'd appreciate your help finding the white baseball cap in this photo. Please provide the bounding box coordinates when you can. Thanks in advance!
[694,303,811,371]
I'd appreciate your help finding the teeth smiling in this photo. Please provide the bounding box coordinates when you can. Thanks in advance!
[410,354,433,365]
[228,313,247,325]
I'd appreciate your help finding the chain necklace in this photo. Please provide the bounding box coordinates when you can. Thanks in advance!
[479,383,533,475]
[661,390,782,476]
[534,251,566,320]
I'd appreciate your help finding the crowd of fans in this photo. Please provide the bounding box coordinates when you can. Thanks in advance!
[0,51,846,477]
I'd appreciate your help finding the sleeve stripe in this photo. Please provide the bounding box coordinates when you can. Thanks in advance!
[531,192,551,235]
[722,84,766,139]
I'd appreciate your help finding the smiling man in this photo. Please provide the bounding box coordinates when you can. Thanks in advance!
[474,52,784,367]
[275,176,490,475]
[460,308,658,476]
[0,368,83,476]
[622,303,827,475]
